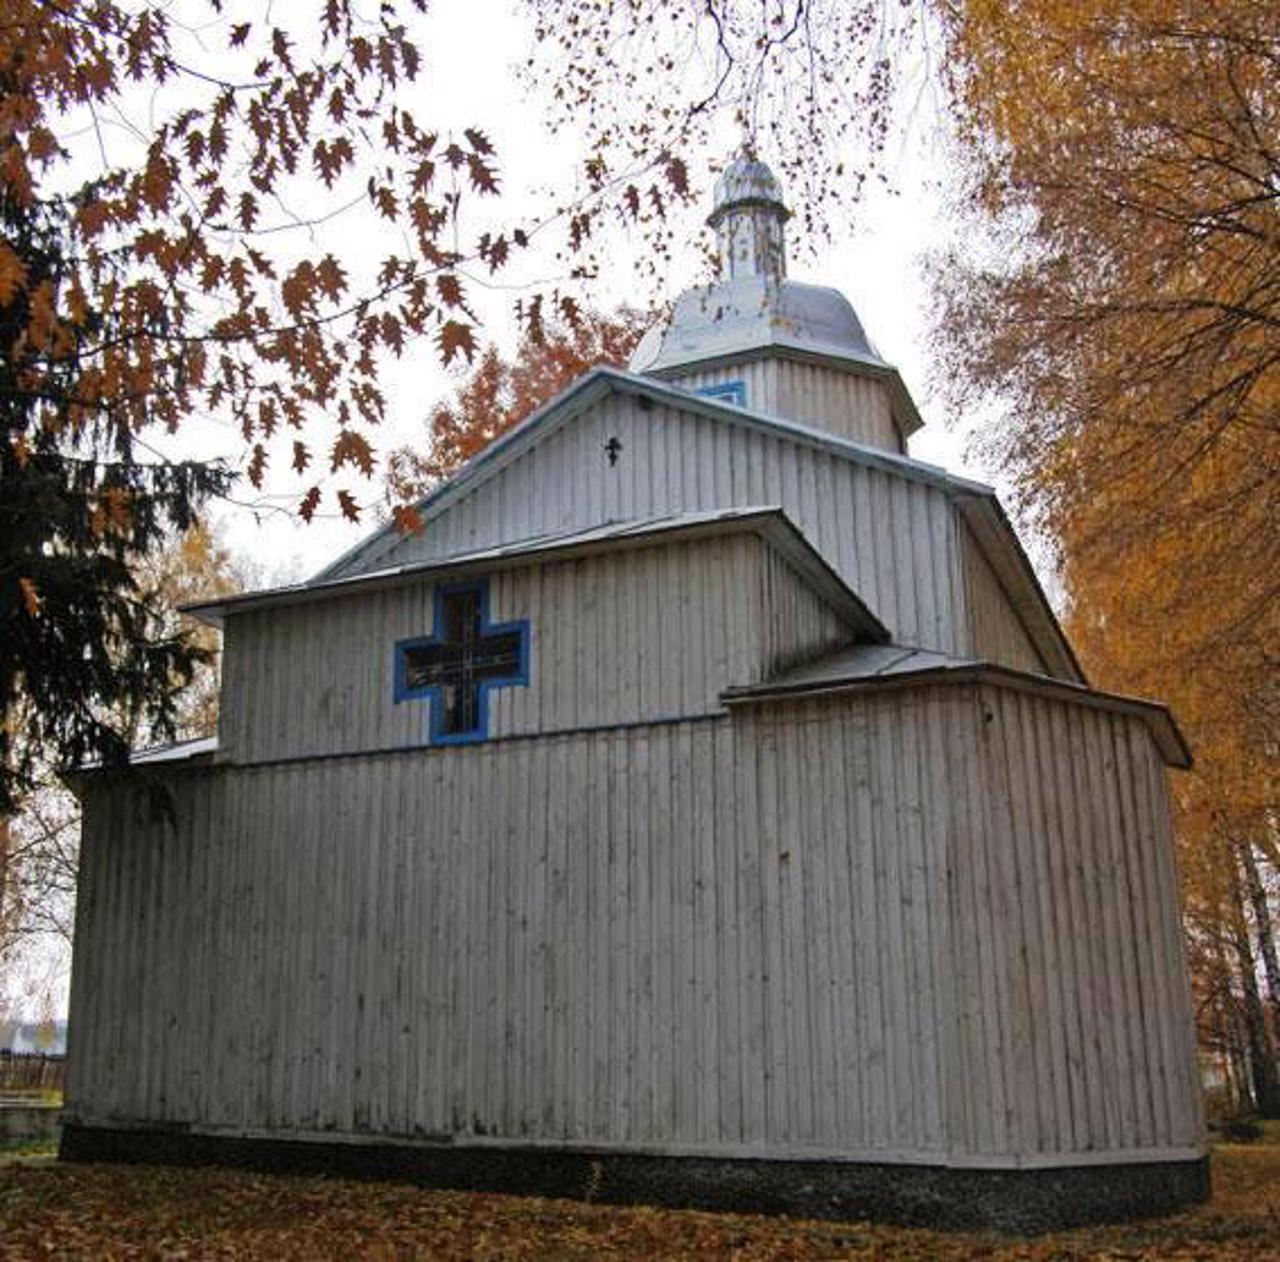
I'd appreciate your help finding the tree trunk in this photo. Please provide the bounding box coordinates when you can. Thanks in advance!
[1228,863,1280,1117]
[1227,1000,1253,1112]
[1239,841,1280,1041]
[0,811,16,961]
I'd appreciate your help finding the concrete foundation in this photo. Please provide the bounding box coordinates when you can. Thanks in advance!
[59,1124,1211,1233]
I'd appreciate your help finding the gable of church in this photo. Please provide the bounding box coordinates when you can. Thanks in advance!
[319,374,1076,681]
[213,513,868,765]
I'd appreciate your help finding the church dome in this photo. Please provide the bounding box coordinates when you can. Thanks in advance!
[629,154,887,376]
[707,156,787,227]
[628,276,884,374]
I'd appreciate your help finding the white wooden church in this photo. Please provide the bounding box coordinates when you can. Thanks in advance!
[64,158,1207,1228]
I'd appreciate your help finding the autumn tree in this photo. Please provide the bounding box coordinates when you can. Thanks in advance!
[0,0,493,812]
[5,0,760,809]
[932,1,1279,1111]
[387,307,647,502]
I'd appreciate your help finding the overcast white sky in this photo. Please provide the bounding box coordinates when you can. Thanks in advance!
[192,0,984,583]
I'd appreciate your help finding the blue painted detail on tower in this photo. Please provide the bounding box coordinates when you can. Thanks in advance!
[393,577,530,744]
[695,380,747,408]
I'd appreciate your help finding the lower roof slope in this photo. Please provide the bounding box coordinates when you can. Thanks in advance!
[186,506,888,644]
[722,642,1190,769]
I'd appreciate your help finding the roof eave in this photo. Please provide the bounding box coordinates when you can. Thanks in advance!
[722,662,1190,769]
[184,506,890,644]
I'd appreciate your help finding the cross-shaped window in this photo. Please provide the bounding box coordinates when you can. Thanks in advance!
[394,579,529,743]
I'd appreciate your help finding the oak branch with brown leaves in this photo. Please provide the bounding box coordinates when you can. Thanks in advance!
[1,0,479,807]
[0,1,673,809]
[1,0,514,525]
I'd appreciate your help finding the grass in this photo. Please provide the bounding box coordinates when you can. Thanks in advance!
[0,1139,1276,1259]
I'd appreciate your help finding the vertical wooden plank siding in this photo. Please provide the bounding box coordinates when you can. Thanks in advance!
[364,397,967,656]
[662,361,903,453]
[65,684,1201,1165]
[967,687,1204,1157]
[963,524,1048,675]
[218,535,852,764]
[63,713,917,1158]
[659,362,780,418]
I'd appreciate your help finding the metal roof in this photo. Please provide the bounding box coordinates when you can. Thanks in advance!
[629,276,890,379]
[129,735,219,765]
[185,506,890,644]
[722,644,1188,769]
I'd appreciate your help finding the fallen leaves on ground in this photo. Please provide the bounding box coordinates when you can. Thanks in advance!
[0,1143,1276,1260]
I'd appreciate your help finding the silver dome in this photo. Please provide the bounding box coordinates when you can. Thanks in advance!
[630,275,885,374]
[630,155,887,376]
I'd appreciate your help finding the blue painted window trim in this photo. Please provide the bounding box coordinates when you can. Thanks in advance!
[393,577,530,745]
[695,379,747,408]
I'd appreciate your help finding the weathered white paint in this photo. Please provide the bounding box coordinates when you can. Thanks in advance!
[65,683,1202,1165]
[964,523,1048,675]
[217,531,852,764]
[364,395,969,654]
[950,685,1203,1157]
[663,359,903,453]
[345,394,1058,681]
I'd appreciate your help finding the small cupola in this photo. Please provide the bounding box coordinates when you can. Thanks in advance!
[706,154,790,282]
[630,152,924,452]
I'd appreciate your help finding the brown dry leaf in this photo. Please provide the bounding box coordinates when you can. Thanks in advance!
[437,318,476,366]
[336,488,361,521]
[392,504,424,536]
[299,485,321,522]
[0,238,27,305]
[17,576,40,616]
[0,1141,1277,1260]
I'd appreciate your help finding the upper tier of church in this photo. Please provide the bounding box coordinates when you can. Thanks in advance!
[282,153,1084,685]
[170,152,1210,775]
[628,153,922,451]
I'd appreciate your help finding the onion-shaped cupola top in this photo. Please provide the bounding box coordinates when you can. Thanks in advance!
[628,154,914,429]
[707,154,791,282]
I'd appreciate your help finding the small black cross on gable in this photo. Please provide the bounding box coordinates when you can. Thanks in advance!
[394,578,530,743]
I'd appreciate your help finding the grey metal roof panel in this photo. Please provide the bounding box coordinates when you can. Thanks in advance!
[185,505,890,644]
[722,645,1188,769]
[738,643,982,693]
[66,736,220,786]
[629,276,889,376]
[129,736,219,765]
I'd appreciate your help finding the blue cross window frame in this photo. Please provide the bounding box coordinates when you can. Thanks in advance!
[696,380,747,408]
[393,578,530,745]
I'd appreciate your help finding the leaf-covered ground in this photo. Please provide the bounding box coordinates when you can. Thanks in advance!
[1,1140,1277,1260]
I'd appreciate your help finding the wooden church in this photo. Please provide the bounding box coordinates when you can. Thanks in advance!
[63,157,1207,1229]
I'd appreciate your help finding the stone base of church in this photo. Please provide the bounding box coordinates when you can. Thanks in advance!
[59,1123,1209,1233]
